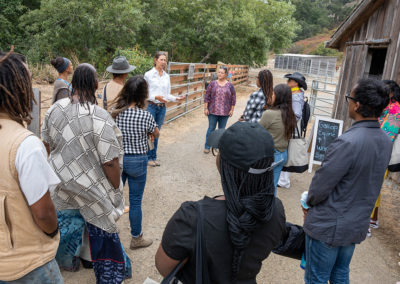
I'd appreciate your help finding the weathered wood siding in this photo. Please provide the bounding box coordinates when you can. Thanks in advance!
[334,0,400,129]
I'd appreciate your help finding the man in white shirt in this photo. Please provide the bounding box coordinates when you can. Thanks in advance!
[144,52,184,167]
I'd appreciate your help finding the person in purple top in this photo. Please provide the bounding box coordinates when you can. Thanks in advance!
[203,66,236,153]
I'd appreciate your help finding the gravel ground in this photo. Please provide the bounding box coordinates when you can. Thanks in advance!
[34,78,400,284]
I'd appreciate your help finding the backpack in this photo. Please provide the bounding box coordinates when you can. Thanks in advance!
[301,97,310,137]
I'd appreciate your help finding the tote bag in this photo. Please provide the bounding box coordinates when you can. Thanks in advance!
[282,126,309,173]
[388,135,400,172]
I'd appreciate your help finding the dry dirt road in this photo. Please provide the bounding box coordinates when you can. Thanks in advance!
[37,83,400,284]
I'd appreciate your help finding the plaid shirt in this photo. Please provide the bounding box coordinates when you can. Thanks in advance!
[242,89,266,123]
[116,107,157,155]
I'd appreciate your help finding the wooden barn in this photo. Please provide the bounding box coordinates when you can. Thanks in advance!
[326,0,400,129]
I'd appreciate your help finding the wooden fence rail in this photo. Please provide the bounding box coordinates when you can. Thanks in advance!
[166,62,249,123]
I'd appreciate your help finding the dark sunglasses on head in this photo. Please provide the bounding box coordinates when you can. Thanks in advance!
[345,94,358,103]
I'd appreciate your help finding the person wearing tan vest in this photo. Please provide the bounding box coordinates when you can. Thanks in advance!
[0,50,62,283]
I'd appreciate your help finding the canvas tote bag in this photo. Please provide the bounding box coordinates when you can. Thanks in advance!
[282,125,309,173]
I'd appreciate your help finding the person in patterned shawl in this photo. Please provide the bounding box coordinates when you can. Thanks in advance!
[42,63,131,284]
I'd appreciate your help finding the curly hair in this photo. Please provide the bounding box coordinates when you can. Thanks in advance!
[0,49,35,126]
[111,75,148,119]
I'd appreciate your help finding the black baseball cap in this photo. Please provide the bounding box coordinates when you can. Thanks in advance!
[207,122,275,174]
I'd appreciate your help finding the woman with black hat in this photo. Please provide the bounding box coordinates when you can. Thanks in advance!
[278,72,307,189]
[103,56,136,110]
[155,122,286,283]
[51,56,73,103]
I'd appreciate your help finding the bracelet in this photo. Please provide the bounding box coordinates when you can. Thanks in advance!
[45,225,59,238]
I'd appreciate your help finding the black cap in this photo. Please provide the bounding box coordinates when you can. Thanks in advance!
[207,122,275,173]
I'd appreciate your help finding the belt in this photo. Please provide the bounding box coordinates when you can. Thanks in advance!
[148,101,165,107]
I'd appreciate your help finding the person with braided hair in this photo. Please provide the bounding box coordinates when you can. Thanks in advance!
[0,50,63,282]
[240,69,273,123]
[155,122,286,283]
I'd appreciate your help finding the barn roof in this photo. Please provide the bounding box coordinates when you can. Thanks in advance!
[326,0,386,49]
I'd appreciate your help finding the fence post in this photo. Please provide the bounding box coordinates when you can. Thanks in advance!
[310,80,318,116]
[28,88,41,137]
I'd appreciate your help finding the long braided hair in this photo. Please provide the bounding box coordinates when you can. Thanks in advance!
[272,84,297,140]
[0,49,35,126]
[258,69,273,107]
[111,75,148,119]
[220,156,275,282]
[71,63,98,108]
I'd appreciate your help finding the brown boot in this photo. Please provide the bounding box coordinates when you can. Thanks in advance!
[130,234,153,250]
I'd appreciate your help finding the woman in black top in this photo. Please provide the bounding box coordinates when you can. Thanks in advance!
[112,76,159,249]
[155,122,286,283]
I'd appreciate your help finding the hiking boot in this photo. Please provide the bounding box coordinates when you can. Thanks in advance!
[130,235,153,250]
[370,220,379,229]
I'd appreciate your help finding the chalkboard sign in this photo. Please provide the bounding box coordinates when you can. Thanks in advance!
[308,116,343,173]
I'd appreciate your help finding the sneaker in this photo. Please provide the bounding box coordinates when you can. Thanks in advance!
[204,149,210,154]
[130,234,153,250]
[367,228,372,237]
[370,220,379,229]
[148,160,157,167]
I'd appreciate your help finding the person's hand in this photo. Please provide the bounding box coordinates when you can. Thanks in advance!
[229,109,234,117]
[204,109,209,116]
[148,133,155,142]
[176,95,186,101]
[302,206,309,221]
[238,116,245,122]
[155,96,168,104]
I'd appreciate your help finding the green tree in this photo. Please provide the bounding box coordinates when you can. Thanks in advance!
[139,0,298,65]
[0,0,27,51]
[21,0,144,69]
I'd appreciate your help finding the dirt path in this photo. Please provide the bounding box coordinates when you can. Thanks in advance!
[53,84,400,284]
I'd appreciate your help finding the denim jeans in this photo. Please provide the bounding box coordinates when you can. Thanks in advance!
[305,234,355,284]
[204,114,229,149]
[273,149,288,196]
[146,104,166,161]
[0,259,63,284]
[122,154,148,237]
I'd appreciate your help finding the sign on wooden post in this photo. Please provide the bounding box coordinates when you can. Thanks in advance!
[27,88,41,137]
[308,116,343,173]
[187,63,195,80]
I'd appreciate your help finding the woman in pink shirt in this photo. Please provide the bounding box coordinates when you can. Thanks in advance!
[203,66,236,153]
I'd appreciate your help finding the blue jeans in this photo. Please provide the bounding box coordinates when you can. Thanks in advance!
[205,114,229,149]
[305,234,355,284]
[273,149,288,196]
[0,259,63,284]
[146,104,166,161]
[122,154,148,237]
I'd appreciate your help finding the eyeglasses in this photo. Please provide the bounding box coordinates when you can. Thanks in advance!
[345,94,358,103]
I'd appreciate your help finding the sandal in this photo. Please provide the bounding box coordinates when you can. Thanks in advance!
[148,160,157,167]
[204,149,210,154]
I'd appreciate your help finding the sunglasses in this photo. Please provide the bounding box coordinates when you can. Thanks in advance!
[345,94,358,103]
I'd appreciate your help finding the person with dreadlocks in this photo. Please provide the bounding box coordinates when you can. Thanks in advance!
[51,56,73,103]
[155,122,286,283]
[0,50,62,282]
[42,63,132,283]
[240,69,273,122]
[260,84,297,195]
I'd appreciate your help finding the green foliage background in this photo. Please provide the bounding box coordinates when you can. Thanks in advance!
[0,0,355,70]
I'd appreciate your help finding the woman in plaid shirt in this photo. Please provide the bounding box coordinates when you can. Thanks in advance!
[241,69,273,123]
[112,76,159,249]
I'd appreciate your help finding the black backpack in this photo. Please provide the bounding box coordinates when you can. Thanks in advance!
[301,97,310,137]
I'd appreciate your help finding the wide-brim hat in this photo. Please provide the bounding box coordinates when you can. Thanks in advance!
[106,56,136,74]
[206,122,276,174]
[284,72,307,90]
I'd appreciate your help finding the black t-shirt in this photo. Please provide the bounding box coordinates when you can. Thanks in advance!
[161,196,286,284]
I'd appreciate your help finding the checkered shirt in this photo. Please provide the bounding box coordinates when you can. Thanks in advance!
[242,89,266,123]
[41,98,124,233]
[116,108,157,155]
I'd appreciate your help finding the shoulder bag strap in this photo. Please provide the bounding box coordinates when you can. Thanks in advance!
[196,202,210,284]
